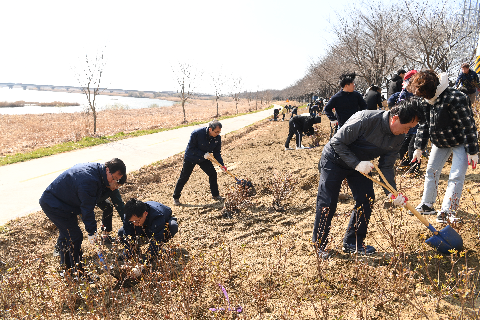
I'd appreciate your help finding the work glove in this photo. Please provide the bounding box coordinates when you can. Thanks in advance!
[330,120,338,126]
[131,264,144,278]
[221,166,227,172]
[88,232,98,245]
[204,152,211,160]
[411,149,423,163]
[355,161,374,175]
[388,193,408,207]
[468,154,478,169]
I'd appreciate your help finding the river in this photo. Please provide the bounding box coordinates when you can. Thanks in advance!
[0,87,175,115]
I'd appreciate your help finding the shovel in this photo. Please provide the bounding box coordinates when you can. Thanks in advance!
[361,163,463,254]
[205,153,256,195]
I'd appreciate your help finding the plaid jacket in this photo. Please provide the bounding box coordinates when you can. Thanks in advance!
[414,87,478,155]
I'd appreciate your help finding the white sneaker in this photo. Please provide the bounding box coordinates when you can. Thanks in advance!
[296,145,307,150]
[285,147,293,151]
[436,211,462,224]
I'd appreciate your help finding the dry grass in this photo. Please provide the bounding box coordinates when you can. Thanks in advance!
[0,97,296,157]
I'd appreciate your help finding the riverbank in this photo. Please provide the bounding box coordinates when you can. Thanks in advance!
[0,98,295,157]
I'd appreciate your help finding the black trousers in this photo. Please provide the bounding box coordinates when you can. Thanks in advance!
[40,201,84,271]
[312,153,375,250]
[398,134,416,165]
[285,124,302,148]
[173,160,219,199]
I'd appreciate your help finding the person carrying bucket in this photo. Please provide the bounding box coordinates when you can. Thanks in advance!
[312,99,424,260]
[407,70,479,224]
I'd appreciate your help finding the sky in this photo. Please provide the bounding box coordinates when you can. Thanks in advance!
[1,0,348,95]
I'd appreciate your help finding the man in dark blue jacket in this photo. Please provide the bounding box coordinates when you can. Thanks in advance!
[39,158,126,275]
[312,99,424,259]
[455,62,479,103]
[118,198,178,264]
[324,72,367,128]
[173,120,225,205]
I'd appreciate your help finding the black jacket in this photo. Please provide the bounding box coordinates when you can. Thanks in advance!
[387,74,403,97]
[364,90,383,110]
[289,115,321,136]
[324,90,367,127]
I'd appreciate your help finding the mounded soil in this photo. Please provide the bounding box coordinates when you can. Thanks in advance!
[1,105,480,319]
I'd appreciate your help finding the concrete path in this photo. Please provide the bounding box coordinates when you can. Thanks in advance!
[0,108,276,226]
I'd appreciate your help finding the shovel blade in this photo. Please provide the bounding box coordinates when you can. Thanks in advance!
[425,225,463,254]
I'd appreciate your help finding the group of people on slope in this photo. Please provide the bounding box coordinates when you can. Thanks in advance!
[41,66,479,281]
[41,120,227,282]
[313,68,478,259]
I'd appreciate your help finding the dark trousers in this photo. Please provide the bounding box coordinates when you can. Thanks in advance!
[97,189,124,232]
[398,134,416,165]
[173,160,219,199]
[40,201,84,271]
[312,155,375,250]
[285,123,302,148]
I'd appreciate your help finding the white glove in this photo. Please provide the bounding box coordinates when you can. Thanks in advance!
[468,154,478,169]
[388,193,408,207]
[411,149,422,163]
[131,264,144,278]
[204,152,211,160]
[355,161,374,175]
[88,232,98,245]
[330,120,338,126]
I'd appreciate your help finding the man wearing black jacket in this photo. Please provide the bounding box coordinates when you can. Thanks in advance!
[364,85,383,110]
[285,115,321,150]
[324,72,367,128]
[387,69,406,98]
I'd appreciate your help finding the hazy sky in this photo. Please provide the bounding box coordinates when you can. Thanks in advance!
[2,0,346,94]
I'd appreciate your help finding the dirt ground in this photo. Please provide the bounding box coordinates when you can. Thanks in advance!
[1,105,480,319]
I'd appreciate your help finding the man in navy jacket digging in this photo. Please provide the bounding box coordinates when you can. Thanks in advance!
[39,158,126,276]
[173,120,226,205]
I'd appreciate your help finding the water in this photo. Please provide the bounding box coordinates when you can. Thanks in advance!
[0,87,175,115]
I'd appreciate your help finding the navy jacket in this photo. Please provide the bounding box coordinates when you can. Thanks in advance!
[324,90,367,127]
[39,163,108,235]
[325,110,404,194]
[184,127,224,166]
[455,69,480,94]
[123,201,177,255]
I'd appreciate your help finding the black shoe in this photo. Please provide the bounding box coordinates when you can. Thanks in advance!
[342,243,376,255]
[213,195,224,202]
[101,235,115,245]
[412,204,436,215]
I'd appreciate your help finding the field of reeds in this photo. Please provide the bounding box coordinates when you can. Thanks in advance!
[1,103,480,319]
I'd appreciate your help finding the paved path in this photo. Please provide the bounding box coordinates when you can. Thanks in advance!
[0,108,276,226]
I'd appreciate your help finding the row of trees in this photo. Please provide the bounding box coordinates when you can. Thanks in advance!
[276,0,477,101]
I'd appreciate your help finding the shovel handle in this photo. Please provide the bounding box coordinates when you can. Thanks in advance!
[360,164,435,231]
[206,153,239,181]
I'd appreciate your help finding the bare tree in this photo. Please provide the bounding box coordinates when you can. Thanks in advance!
[173,63,197,123]
[212,73,225,118]
[231,78,242,114]
[77,51,105,134]
[398,0,473,73]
